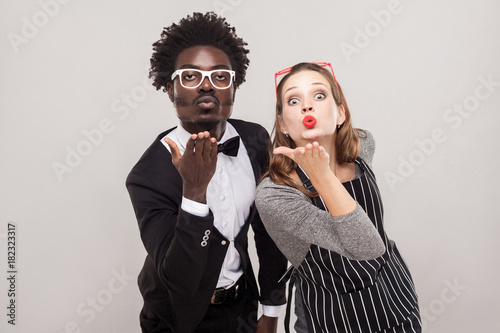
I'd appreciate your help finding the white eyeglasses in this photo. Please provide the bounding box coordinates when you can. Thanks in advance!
[171,69,236,89]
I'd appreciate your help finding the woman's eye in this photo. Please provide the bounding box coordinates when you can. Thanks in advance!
[288,98,299,105]
[315,93,326,100]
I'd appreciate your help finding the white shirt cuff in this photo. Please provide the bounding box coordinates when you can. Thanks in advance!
[181,197,209,217]
[262,305,281,318]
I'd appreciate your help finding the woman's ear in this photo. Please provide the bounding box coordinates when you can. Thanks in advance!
[167,83,174,102]
[277,115,287,134]
[337,105,346,126]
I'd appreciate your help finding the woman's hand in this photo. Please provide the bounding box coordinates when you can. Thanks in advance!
[274,142,356,216]
[274,142,332,181]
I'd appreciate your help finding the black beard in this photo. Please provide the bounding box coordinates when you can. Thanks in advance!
[194,121,219,132]
[173,96,189,107]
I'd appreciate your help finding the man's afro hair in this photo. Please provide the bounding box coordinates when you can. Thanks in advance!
[149,12,250,92]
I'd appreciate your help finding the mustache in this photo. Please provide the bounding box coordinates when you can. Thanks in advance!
[173,93,232,107]
[194,121,219,132]
[192,93,220,106]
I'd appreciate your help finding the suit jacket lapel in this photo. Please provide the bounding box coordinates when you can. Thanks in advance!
[228,118,268,184]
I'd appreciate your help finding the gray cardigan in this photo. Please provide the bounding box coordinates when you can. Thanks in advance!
[255,130,386,267]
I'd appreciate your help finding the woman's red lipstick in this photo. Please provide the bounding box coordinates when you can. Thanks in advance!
[302,115,317,128]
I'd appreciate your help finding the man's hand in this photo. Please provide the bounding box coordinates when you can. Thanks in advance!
[256,315,278,333]
[164,131,218,203]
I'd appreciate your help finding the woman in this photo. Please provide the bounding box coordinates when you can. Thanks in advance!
[255,62,421,332]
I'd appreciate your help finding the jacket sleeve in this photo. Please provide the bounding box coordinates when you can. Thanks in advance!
[251,208,288,305]
[238,120,288,306]
[126,160,217,297]
[256,179,385,262]
[255,127,288,306]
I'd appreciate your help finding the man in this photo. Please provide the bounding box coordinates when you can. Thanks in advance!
[126,12,287,333]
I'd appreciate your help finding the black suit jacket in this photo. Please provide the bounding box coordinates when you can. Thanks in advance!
[126,119,287,333]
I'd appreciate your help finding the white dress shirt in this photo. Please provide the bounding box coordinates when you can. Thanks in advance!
[161,121,280,317]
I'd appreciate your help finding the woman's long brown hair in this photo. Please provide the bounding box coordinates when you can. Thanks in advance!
[263,62,365,196]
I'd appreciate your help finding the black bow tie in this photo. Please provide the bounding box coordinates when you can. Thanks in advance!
[217,136,240,157]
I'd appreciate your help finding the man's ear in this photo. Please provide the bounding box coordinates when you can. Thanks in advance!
[232,86,237,102]
[167,83,174,102]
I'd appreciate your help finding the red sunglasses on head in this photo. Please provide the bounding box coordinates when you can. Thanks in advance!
[274,62,339,98]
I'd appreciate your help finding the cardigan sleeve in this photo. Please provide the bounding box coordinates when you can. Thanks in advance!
[256,179,385,265]
[358,129,375,167]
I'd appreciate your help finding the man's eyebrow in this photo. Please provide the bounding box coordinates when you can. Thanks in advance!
[178,64,231,70]
[211,65,231,70]
[178,64,200,69]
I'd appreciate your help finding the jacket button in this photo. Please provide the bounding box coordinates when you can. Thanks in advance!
[221,240,227,245]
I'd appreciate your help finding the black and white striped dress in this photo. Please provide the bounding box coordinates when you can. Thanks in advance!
[292,157,421,333]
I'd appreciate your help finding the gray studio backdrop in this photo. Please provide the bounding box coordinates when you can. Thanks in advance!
[1,0,499,332]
